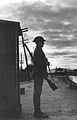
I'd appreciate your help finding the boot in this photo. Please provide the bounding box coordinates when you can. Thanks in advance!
[34,111,49,118]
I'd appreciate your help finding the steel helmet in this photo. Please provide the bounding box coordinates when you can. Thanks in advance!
[33,36,46,43]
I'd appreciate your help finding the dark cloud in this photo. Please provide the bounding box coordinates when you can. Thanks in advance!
[11,1,77,51]
[68,55,77,59]
[47,51,77,57]
[2,1,77,31]
[2,0,77,68]
[46,38,77,48]
[4,1,77,27]
[43,29,77,49]
[47,52,69,58]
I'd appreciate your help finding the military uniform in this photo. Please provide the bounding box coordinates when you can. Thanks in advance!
[33,36,49,118]
[33,46,48,78]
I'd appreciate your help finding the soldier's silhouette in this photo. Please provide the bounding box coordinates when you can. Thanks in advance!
[33,36,50,118]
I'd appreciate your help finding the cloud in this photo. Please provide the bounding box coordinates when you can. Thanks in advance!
[1,1,77,27]
[1,0,77,69]
[45,0,77,8]
[13,1,77,33]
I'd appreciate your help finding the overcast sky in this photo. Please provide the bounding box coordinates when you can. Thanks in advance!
[0,0,77,69]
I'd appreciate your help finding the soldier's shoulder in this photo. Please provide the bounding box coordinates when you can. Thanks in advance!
[34,47,41,52]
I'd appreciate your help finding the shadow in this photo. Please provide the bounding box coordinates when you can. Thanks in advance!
[0,110,22,119]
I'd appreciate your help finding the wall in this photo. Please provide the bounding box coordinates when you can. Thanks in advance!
[0,28,21,112]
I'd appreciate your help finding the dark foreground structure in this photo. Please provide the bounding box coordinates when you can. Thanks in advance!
[0,20,21,115]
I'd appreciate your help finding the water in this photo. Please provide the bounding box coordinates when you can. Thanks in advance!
[70,76,77,84]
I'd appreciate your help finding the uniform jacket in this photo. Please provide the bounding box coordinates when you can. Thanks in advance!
[33,46,48,79]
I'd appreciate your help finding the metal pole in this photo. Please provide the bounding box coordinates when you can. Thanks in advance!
[21,29,30,81]
[20,53,23,81]
[20,53,23,71]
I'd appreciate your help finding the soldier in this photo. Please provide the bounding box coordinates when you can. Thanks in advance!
[33,36,50,118]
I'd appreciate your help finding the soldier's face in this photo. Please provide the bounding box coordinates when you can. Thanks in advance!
[37,42,45,47]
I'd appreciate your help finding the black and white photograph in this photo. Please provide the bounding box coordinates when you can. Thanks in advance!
[0,0,77,119]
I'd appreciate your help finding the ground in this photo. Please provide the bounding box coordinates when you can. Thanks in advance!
[1,76,77,120]
[19,76,77,120]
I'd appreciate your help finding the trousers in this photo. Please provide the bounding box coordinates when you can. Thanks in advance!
[33,75,43,113]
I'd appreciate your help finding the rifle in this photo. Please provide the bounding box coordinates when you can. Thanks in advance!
[45,77,57,91]
[21,31,31,81]
[45,65,58,91]
[21,34,57,91]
